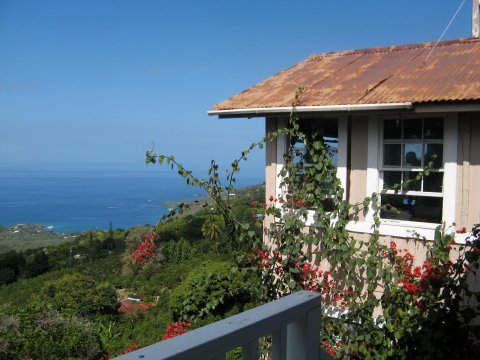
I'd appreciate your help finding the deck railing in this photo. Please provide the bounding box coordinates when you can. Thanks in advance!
[115,290,321,360]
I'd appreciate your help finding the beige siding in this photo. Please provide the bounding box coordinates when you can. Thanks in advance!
[348,116,369,221]
[468,113,480,228]
[455,112,480,230]
[265,117,277,203]
[265,117,278,235]
[263,112,478,318]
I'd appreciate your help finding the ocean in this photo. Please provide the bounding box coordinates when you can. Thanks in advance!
[0,170,262,232]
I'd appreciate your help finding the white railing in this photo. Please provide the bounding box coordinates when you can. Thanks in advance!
[115,290,322,360]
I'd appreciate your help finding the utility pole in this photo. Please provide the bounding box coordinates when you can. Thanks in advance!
[474,0,480,37]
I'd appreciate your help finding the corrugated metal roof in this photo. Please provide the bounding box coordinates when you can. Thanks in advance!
[212,38,480,111]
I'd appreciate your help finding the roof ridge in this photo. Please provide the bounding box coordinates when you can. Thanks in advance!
[309,37,480,60]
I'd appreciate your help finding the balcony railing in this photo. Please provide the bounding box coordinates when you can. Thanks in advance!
[115,290,322,360]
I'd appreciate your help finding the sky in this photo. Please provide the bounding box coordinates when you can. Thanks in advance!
[0,0,475,179]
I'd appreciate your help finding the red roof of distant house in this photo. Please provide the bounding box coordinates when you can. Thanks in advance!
[118,298,156,315]
[212,38,480,111]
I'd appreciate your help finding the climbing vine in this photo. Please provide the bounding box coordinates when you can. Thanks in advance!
[146,92,480,359]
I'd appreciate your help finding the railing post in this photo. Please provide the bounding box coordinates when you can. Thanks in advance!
[114,291,321,360]
[286,306,320,360]
[242,339,259,360]
[272,326,287,360]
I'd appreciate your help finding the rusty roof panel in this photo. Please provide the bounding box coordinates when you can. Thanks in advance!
[213,38,480,110]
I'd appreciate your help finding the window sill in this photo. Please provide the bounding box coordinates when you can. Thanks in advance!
[346,220,438,240]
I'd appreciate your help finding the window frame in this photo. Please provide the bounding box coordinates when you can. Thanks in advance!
[352,113,458,240]
[272,113,458,241]
[379,117,445,223]
[275,116,348,226]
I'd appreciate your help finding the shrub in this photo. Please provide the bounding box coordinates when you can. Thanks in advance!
[169,260,260,322]
[148,102,480,359]
[0,310,104,359]
[163,237,194,263]
[34,272,118,317]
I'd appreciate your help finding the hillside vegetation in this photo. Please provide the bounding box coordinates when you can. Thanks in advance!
[0,224,77,253]
[0,184,264,359]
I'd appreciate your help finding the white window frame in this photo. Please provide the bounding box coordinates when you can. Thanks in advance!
[347,114,458,240]
[275,116,348,226]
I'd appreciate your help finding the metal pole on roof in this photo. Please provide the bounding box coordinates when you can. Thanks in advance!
[474,0,480,37]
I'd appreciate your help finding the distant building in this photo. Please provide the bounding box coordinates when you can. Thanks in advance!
[118,298,156,315]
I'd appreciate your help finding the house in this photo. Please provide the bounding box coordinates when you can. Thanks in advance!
[118,298,156,315]
[209,38,480,251]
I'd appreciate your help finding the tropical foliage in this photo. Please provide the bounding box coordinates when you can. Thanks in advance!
[146,101,480,359]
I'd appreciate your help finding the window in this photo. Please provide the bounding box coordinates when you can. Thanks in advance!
[290,118,339,173]
[290,119,339,211]
[275,117,348,225]
[379,118,444,224]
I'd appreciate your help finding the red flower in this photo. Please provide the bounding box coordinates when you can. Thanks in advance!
[402,280,420,295]
[250,200,259,207]
[162,321,191,340]
[131,237,157,264]
[122,342,139,354]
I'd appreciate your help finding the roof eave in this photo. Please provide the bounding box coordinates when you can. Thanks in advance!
[208,103,413,118]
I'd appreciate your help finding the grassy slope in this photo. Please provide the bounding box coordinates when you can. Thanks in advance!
[0,224,77,253]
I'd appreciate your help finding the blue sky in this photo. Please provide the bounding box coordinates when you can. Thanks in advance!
[0,0,474,178]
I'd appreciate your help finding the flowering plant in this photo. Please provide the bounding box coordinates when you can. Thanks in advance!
[162,321,191,340]
[129,233,160,270]
[147,97,480,359]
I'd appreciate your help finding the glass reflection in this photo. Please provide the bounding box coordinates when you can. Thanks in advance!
[424,144,443,169]
[384,144,401,166]
[403,144,422,167]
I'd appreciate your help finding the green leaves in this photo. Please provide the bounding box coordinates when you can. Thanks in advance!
[144,100,480,360]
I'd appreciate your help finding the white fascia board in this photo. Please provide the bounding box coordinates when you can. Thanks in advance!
[208,103,413,117]
[414,103,480,113]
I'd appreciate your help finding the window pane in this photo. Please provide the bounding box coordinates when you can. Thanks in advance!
[384,119,402,140]
[403,119,422,140]
[383,171,401,189]
[403,171,421,191]
[423,172,443,193]
[403,144,422,167]
[424,118,443,140]
[383,144,401,166]
[424,144,443,168]
[381,195,442,223]
[324,138,338,167]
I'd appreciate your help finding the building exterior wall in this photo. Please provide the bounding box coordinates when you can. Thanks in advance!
[348,116,369,222]
[266,112,479,236]
[263,112,478,316]
[469,114,480,228]
[455,112,480,231]
[265,117,279,234]
[265,117,277,204]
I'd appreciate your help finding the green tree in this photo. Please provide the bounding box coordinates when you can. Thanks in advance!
[147,99,480,359]
[0,251,25,285]
[201,215,225,253]
[0,310,104,359]
[169,260,259,322]
[35,272,118,317]
[25,249,50,277]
